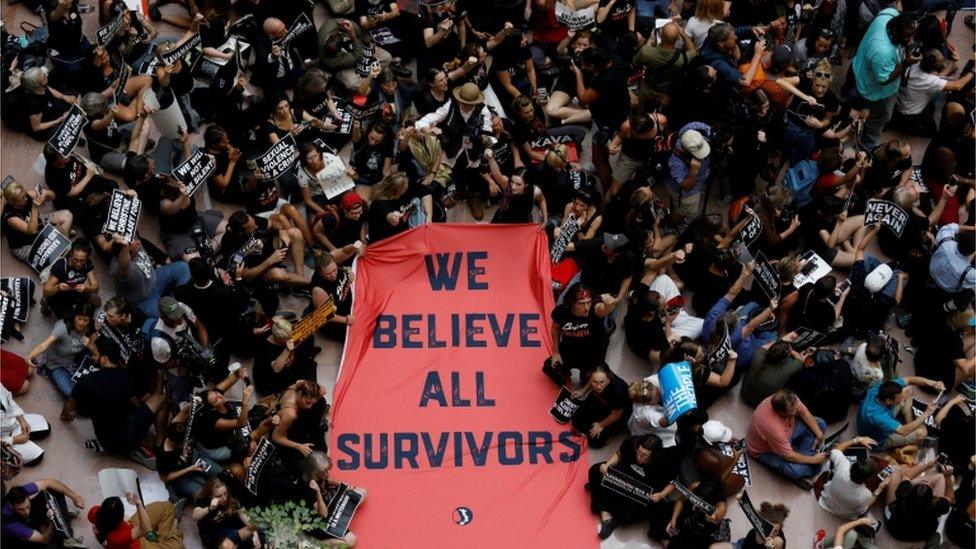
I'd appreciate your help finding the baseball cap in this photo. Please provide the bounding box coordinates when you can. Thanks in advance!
[864,264,893,294]
[770,43,796,72]
[603,233,629,252]
[702,420,733,444]
[666,295,686,310]
[159,296,185,320]
[341,192,364,212]
[680,129,710,160]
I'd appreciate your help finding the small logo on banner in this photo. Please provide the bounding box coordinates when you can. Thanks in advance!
[453,506,474,526]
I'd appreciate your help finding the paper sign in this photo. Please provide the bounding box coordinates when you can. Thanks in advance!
[315,156,356,200]
[172,149,217,196]
[254,134,299,181]
[47,104,88,158]
[737,215,762,248]
[324,486,364,538]
[790,327,825,351]
[245,438,275,495]
[793,250,831,288]
[548,386,583,423]
[550,215,579,264]
[719,442,752,486]
[601,467,655,505]
[752,251,780,300]
[738,490,775,541]
[27,224,71,273]
[864,199,908,238]
[290,297,337,342]
[659,360,697,423]
[555,3,596,29]
[102,190,141,243]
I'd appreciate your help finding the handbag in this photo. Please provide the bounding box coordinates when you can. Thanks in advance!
[1,440,24,481]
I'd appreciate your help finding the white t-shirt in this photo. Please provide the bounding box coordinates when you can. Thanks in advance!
[149,303,198,363]
[850,343,883,393]
[627,375,678,447]
[818,449,874,519]
[684,17,718,49]
[896,66,947,115]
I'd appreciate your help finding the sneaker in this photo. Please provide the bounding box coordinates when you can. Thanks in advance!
[84,438,104,453]
[129,445,157,470]
[597,518,619,540]
[791,477,814,491]
[541,362,567,388]
[63,537,86,548]
[442,186,461,208]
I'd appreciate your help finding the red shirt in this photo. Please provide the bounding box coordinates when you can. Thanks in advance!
[928,176,960,225]
[529,4,568,45]
[746,395,809,458]
[104,522,140,549]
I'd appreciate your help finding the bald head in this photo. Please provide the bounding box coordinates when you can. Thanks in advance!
[660,22,681,45]
[263,17,286,38]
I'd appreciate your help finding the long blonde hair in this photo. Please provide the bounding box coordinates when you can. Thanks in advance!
[372,172,410,201]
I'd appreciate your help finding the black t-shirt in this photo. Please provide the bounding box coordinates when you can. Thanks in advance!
[614,435,680,490]
[580,373,633,419]
[785,76,840,127]
[589,64,630,129]
[317,211,365,249]
[351,136,393,187]
[245,178,282,215]
[155,445,188,476]
[24,91,69,125]
[367,198,409,242]
[71,368,140,450]
[885,480,952,541]
[691,267,737,316]
[624,283,670,359]
[50,256,93,286]
[492,38,531,79]
[551,304,607,366]
[412,88,449,116]
[194,406,237,449]
[44,158,85,213]
[573,237,636,296]
[310,268,353,316]
[2,203,37,250]
[598,0,635,32]
[219,218,274,270]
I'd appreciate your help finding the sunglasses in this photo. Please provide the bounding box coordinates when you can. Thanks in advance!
[814,71,832,79]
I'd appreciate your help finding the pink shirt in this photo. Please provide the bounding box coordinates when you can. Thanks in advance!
[745,396,807,458]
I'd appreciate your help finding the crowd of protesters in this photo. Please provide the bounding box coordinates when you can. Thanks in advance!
[0,0,973,545]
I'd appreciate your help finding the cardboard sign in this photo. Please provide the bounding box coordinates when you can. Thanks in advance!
[0,277,33,322]
[550,215,579,264]
[719,442,752,486]
[47,104,88,158]
[276,13,312,48]
[114,63,131,106]
[790,327,825,351]
[0,293,10,342]
[324,486,365,539]
[738,490,775,541]
[160,32,202,66]
[245,437,275,495]
[670,481,715,515]
[102,190,141,243]
[43,490,74,537]
[737,214,762,248]
[291,297,337,342]
[864,199,908,238]
[659,360,697,423]
[96,12,126,45]
[315,156,356,200]
[819,421,849,452]
[172,149,217,196]
[548,386,583,423]
[706,325,732,370]
[752,252,780,300]
[600,466,655,505]
[555,3,596,29]
[27,224,71,273]
[98,323,133,366]
[254,135,299,181]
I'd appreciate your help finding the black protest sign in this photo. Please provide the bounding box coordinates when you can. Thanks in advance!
[172,149,217,196]
[228,235,261,271]
[254,134,299,181]
[43,490,74,537]
[307,98,354,134]
[706,325,732,370]
[212,42,241,96]
[96,12,126,45]
[0,293,10,343]
[70,355,99,384]
[276,13,313,48]
[790,327,825,351]
[548,386,583,423]
[27,224,71,273]
[98,323,132,366]
[160,32,202,66]
[752,252,780,300]
[864,199,909,238]
[0,277,34,322]
[719,442,752,486]
[355,43,378,77]
[601,467,655,505]
[670,481,716,515]
[738,490,775,541]
[114,63,131,106]
[324,487,365,539]
[737,214,762,248]
[102,190,141,243]
[47,104,88,158]
[550,215,579,264]
[182,396,203,458]
[246,437,276,495]
[911,398,940,435]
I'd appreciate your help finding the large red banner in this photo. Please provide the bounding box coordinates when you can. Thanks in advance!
[330,224,595,548]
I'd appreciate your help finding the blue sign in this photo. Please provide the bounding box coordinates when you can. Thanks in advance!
[659,360,697,423]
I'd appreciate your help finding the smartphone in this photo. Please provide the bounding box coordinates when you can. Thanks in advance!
[77,3,94,12]
[937,452,950,466]
[194,458,212,473]
[835,279,851,296]
[877,465,894,482]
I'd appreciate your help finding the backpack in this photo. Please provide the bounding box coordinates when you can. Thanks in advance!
[1,86,30,133]
[783,159,820,207]
[787,350,854,424]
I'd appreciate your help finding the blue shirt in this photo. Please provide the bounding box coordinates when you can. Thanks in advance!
[852,8,903,101]
[857,377,906,446]
[930,224,976,293]
[666,122,712,196]
[701,296,753,368]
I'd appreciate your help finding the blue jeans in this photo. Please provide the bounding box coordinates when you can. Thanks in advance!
[170,454,223,498]
[754,417,827,480]
[781,116,816,166]
[136,261,191,318]
[47,367,75,397]
[195,443,232,463]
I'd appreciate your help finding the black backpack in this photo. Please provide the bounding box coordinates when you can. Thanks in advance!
[787,350,854,424]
